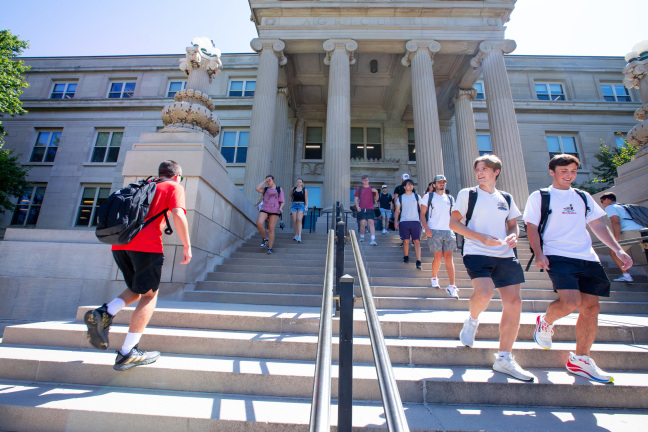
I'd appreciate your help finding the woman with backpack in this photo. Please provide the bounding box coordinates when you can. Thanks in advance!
[256,175,285,254]
[290,178,308,243]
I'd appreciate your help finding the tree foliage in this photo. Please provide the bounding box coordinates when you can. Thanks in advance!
[574,138,638,194]
[0,148,30,214]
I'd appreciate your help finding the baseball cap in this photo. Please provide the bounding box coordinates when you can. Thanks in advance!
[433,175,447,182]
[382,184,388,188]
[401,173,410,180]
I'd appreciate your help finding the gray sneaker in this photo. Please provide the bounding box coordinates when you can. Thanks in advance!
[459,318,479,347]
[370,239,378,246]
[493,354,535,382]
[113,345,160,372]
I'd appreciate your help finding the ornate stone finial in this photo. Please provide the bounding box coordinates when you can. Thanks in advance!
[401,40,441,67]
[623,41,648,156]
[161,38,223,140]
[323,39,358,66]
[251,38,287,66]
[470,40,517,68]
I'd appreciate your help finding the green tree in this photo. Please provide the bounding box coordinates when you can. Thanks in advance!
[574,138,638,194]
[0,29,31,214]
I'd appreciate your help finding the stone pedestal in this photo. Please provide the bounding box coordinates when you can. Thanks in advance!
[322,39,357,208]
[402,40,444,187]
[454,88,480,189]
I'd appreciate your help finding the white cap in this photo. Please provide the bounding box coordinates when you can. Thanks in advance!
[401,173,410,180]
[382,184,388,188]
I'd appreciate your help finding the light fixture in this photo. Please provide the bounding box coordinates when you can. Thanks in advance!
[370,59,378,73]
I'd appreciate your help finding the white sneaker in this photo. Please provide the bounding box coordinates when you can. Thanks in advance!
[566,352,613,383]
[533,314,553,350]
[459,318,479,347]
[613,275,634,283]
[446,285,459,299]
[297,236,302,243]
[370,239,378,246]
[430,277,440,288]
[359,237,365,242]
[382,229,388,234]
[293,236,298,241]
[493,354,535,382]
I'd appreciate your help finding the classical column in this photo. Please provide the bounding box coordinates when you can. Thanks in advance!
[322,39,357,208]
[439,120,459,190]
[454,88,480,189]
[402,40,444,188]
[293,118,305,181]
[243,38,287,202]
[478,40,529,205]
[271,87,290,189]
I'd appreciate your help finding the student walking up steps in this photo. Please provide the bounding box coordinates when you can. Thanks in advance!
[524,154,632,383]
[449,155,533,382]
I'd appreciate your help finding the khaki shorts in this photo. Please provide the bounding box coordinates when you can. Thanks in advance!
[618,229,645,251]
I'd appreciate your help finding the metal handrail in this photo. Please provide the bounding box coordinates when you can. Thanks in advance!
[309,229,335,432]
[350,230,410,432]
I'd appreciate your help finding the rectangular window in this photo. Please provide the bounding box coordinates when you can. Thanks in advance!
[601,84,631,102]
[11,184,47,226]
[474,81,485,100]
[546,135,579,159]
[167,80,187,97]
[305,126,323,160]
[50,82,77,99]
[29,130,61,163]
[108,81,136,98]
[75,186,111,227]
[477,134,492,156]
[228,80,256,97]
[535,83,565,101]
[615,132,628,149]
[91,131,123,163]
[407,128,416,162]
[351,126,382,160]
[220,130,249,163]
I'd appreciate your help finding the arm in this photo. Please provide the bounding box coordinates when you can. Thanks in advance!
[589,218,633,271]
[171,208,192,264]
[373,188,379,206]
[255,180,267,194]
[526,222,549,270]
[394,204,401,229]
[449,210,500,246]
[609,215,622,240]
[354,193,359,210]
[304,189,309,209]
[504,218,519,248]
[420,204,432,237]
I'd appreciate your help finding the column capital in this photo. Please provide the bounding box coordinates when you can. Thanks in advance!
[454,87,477,102]
[470,40,517,68]
[277,87,289,98]
[323,39,358,65]
[251,38,287,66]
[401,40,441,67]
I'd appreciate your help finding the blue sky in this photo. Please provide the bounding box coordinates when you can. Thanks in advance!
[1,0,646,58]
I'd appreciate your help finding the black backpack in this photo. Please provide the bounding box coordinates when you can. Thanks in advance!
[264,186,282,198]
[424,192,455,222]
[621,204,648,228]
[460,187,513,254]
[95,177,173,245]
[525,187,590,271]
[397,193,420,221]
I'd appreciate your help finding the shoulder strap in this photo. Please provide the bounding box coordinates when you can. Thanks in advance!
[573,188,590,217]
[526,188,552,272]
[465,188,478,225]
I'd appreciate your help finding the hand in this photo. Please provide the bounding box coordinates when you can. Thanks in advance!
[479,234,501,247]
[504,233,518,249]
[181,246,192,264]
[425,228,433,238]
[535,252,550,271]
[613,249,633,271]
[394,222,399,230]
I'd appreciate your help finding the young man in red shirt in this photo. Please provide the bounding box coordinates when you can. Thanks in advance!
[85,160,192,371]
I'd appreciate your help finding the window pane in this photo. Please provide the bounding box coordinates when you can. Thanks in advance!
[604,95,616,102]
[477,135,492,152]
[549,84,563,94]
[244,81,255,96]
[407,128,415,143]
[106,147,120,162]
[110,132,123,147]
[601,85,613,96]
[11,206,29,225]
[535,84,548,94]
[51,132,61,146]
[366,143,381,160]
[235,147,247,163]
[44,146,58,162]
[306,127,322,143]
[351,144,364,159]
[67,83,77,92]
[36,132,50,146]
[30,147,45,162]
[54,83,66,92]
[96,132,110,147]
[26,206,41,225]
[81,187,97,205]
[222,131,237,147]
[124,82,136,92]
[350,127,363,143]
[91,147,107,163]
[33,187,46,204]
[110,82,123,93]
[230,81,243,91]
[408,144,416,162]
[305,144,322,160]
[98,187,111,201]
[561,136,577,153]
[546,136,561,153]
[169,82,183,92]
[238,131,249,147]
[366,128,381,143]
[616,135,627,148]
[51,93,63,99]
[19,187,34,204]
[221,147,235,163]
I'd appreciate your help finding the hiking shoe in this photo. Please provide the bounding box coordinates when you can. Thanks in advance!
[459,318,479,347]
[370,239,378,246]
[403,256,409,263]
[416,260,422,270]
[613,275,634,283]
[260,238,268,248]
[267,248,273,254]
[534,314,554,350]
[493,354,535,382]
[430,277,440,288]
[446,285,459,299]
[113,345,160,371]
[84,304,113,350]
[566,352,613,383]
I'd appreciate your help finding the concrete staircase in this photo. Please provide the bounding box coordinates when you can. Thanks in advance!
[1,232,648,431]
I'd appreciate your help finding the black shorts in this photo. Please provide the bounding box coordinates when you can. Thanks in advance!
[112,250,164,295]
[463,255,525,288]
[260,210,281,217]
[546,255,611,297]
[357,209,375,221]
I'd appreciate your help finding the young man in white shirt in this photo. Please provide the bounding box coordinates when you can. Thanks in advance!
[525,154,632,383]
[450,155,533,382]
[599,192,644,283]
[394,179,423,269]
[420,174,458,299]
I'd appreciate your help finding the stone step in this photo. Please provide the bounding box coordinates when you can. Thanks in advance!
[2,380,646,432]
[6,321,647,371]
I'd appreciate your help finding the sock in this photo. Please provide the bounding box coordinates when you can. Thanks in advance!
[498,351,511,359]
[623,273,631,277]
[574,353,589,361]
[360,234,365,239]
[106,298,126,317]
[468,316,479,324]
[120,332,142,356]
[371,235,375,240]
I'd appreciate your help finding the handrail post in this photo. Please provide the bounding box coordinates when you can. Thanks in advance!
[338,274,354,432]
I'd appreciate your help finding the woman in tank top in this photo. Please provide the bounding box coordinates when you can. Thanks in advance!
[290,178,309,243]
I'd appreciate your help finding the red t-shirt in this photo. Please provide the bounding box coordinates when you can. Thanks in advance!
[112,180,186,254]
[354,186,376,210]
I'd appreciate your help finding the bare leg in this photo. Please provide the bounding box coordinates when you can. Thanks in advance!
[469,278,495,320]
[432,251,443,278]
[127,289,159,334]
[368,219,376,236]
[296,211,304,237]
[497,284,522,352]
[256,212,269,240]
[413,239,421,261]
[360,219,367,235]
[292,210,298,237]
[443,250,456,285]
[544,290,582,325]
[575,293,600,356]
[402,239,410,258]
[267,215,279,248]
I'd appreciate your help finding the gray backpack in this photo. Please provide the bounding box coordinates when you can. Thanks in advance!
[621,204,648,228]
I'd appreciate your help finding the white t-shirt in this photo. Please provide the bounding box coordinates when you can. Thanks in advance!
[523,186,606,262]
[452,187,521,258]
[396,193,422,222]
[421,192,453,230]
